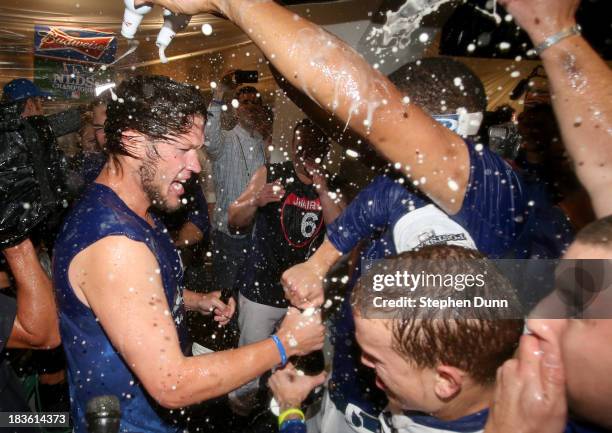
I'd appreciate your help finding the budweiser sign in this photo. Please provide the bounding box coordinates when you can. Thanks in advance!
[34,26,117,64]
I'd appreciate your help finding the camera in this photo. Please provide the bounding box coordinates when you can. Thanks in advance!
[488,122,522,160]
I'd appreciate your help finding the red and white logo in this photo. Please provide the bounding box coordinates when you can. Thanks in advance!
[37,27,115,60]
[280,193,324,248]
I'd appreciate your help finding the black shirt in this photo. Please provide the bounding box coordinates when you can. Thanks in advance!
[237,162,327,307]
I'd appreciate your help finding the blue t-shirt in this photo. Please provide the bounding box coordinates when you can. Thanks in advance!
[325,142,573,430]
[53,183,190,433]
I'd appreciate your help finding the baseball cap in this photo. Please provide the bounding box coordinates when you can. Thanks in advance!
[2,78,51,102]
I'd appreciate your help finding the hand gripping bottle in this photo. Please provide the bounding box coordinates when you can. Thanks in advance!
[121,0,152,39]
[156,9,191,63]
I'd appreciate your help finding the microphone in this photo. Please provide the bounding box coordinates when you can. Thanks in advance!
[86,395,120,433]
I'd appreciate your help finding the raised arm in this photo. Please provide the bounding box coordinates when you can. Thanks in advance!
[71,235,323,409]
[305,162,345,225]
[145,0,470,214]
[4,238,60,349]
[228,165,285,229]
[204,85,226,158]
[282,175,410,307]
[500,0,612,217]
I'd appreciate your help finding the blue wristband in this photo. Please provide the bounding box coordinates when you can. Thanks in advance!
[280,418,306,432]
[271,334,287,367]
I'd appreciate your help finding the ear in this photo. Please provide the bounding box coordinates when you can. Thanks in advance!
[120,129,148,158]
[21,98,35,117]
[433,365,464,401]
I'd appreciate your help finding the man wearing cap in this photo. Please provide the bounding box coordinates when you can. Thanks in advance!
[0,77,80,416]
[1,78,50,117]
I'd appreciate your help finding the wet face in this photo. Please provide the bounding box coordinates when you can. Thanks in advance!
[22,97,43,117]
[527,241,612,429]
[93,103,107,147]
[354,315,435,412]
[140,115,204,212]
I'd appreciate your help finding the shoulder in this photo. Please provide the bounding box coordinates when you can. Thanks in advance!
[71,236,159,291]
[56,185,153,258]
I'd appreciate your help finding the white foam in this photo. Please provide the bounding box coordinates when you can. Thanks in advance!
[201,23,213,36]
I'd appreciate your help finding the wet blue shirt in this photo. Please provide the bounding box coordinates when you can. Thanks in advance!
[325,142,573,431]
[53,183,190,433]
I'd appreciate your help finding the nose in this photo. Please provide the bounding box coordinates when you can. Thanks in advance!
[525,318,566,340]
[186,150,201,174]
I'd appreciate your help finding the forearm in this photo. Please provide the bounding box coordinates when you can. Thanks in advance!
[4,239,59,347]
[216,0,465,210]
[540,36,612,216]
[228,197,258,228]
[219,0,395,140]
[309,239,343,275]
[318,187,344,225]
[159,336,288,408]
[182,289,202,311]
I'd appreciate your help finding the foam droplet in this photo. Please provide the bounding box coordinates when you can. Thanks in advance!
[201,23,213,36]
[345,149,359,158]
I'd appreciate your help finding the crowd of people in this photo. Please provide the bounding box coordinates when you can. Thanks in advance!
[0,0,611,432]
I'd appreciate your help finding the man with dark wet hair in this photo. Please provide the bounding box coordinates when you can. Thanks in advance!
[52,75,324,433]
[352,245,524,433]
[388,57,487,115]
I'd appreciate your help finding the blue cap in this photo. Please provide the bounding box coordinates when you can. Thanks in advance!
[2,78,52,102]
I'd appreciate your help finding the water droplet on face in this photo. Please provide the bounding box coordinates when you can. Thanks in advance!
[447,179,459,191]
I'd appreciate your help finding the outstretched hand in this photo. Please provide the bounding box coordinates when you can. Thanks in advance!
[193,291,236,326]
[282,260,326,309]
[484,330,567,433]
[499,0,579,45]
[136,0,224,16]
[268,362,327,411]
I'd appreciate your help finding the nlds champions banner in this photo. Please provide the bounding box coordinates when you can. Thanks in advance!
[33,26,117,100]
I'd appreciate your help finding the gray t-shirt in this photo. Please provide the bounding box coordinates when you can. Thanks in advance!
[205,102,266,237]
